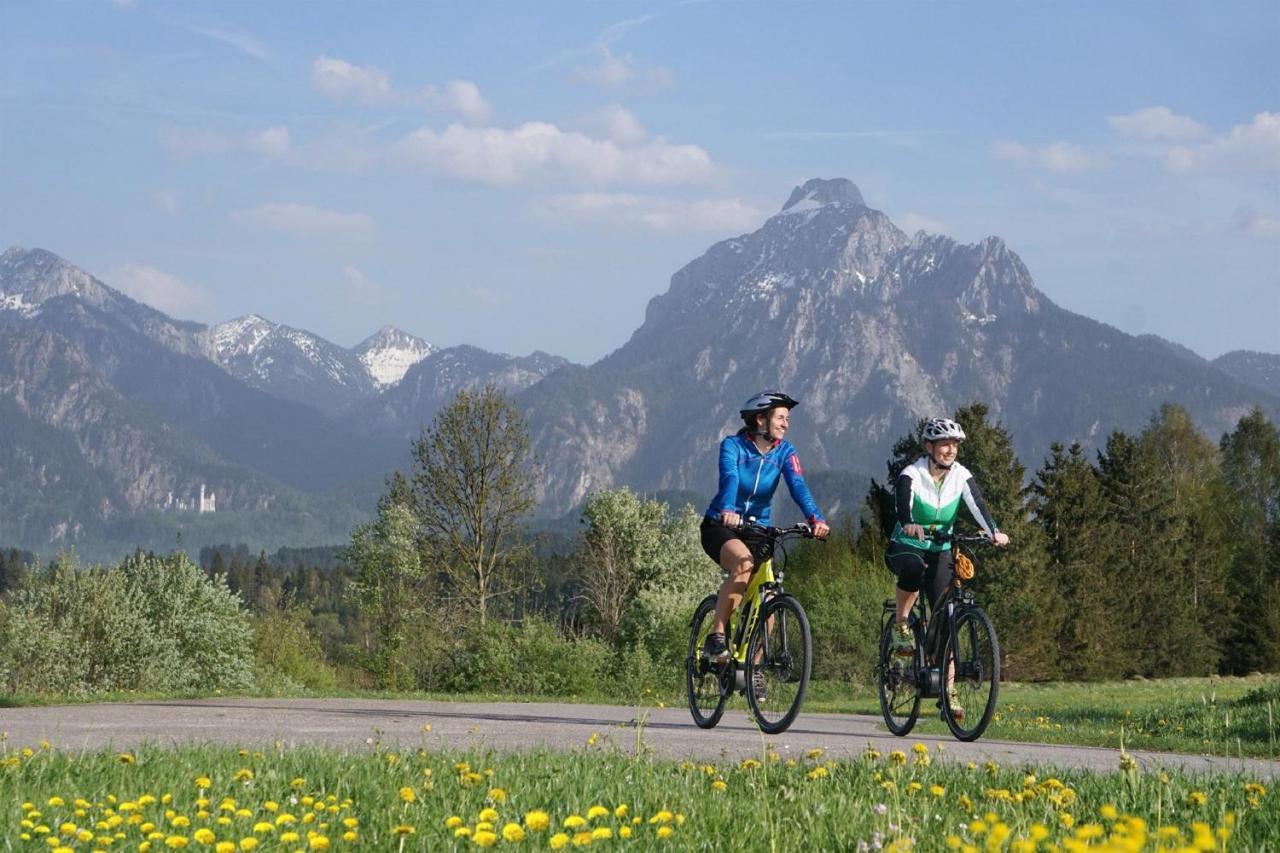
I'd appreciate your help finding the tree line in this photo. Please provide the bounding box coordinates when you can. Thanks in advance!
[1,387,1276,698]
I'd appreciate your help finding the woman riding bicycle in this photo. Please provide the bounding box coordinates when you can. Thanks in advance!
[886,417,1010,714]
[701,391,830,663]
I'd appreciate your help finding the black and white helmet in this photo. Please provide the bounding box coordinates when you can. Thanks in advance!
[740,390,799,421]
[921,417,966,442]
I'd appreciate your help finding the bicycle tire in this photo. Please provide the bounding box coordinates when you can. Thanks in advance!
[877,619,921,736]
[941,606,1000,742]
[745,594,811,735]
[686,594,730,729]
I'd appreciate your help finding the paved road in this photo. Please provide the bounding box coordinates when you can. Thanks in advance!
[3,699,1276,778]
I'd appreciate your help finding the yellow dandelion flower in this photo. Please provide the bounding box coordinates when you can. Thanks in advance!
[232,769,253,783]
[586,805,609,820]
[479,808,500,823]
[118,753,136,765]
[308,835,330,851]
[393,824,414,835]
[613,805,627,820]
[456,827,472,838]
[502,823,526,842]
[164,837,189,849]
[930,785,946,797]
[252,821,273,834]
[911,742,929,755]
[280,833,300,844]
[970,820,988,835]
[1100,804,1119,821]
[274,814,296,826]
[740,758,762,771]
[571,831,593,847]
[477,821,495,832]
[808,767,830,781]
[1244,782,1267,797]
[1186,791,1207,807]
[215,843,235,853]
[1059,813,1075,829]
[807,748,825,760]
[171,817,191,828]
[549,833,570,850]
[889,750,907,765]
[592,827,612,840]
[619,827,632,839]
[238,838,258,851]
[398,787,416,804]
[523,811,550,832]
[48,797,66,807]
[649,811,673,825]
[564,815,586,829]
[342,831,357,842]
[289,778,305,790]
[656,826,674,839]
[711,779,727,792]
[907,782,923,794]
[474,829,499,847]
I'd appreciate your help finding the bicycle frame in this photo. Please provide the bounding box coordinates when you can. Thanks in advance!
[727,557,777,663]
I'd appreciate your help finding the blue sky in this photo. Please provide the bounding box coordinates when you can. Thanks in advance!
[2,1,1276,363]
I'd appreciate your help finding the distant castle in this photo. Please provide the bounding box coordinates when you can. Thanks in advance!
[162,483,217,513]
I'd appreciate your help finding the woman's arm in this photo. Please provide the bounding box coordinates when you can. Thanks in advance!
[710,437,741,519]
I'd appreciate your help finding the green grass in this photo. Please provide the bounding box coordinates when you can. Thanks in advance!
[2,738,1276,852]
[4,674,1278,760]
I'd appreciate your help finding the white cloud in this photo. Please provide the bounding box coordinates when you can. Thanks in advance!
[584,105,647,146]
[435,80,492,126]
[1236,207,1280,240]
[342,264,392,305]
[395,122,714,187]
[531,193,762,233]
[108,264,211,317]
[185,24,270,61]
[310,57,491,124]
[896,212,950,236]
[311,56,394,104]
[1108,106,1207,141]
[1166,112,1280,174]
[159,126,289,158]
[232,203,376,239]
[150,188,180,215]
[573,45,676,93]
[992,140,1101,173]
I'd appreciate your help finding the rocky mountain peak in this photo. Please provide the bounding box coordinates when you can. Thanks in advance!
[781,178,866,212]
[354,325,435,389]
[1,246,112,308]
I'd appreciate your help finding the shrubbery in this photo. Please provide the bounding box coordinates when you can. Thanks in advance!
[0,551,254,696]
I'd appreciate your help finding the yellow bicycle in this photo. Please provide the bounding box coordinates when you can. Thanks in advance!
[686,522,817,734]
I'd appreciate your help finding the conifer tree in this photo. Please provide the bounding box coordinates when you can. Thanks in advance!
[1031,442,1120,679]
[1219,407,1280,673]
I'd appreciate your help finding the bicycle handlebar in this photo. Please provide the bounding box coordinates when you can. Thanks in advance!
[722,519,819,539]
[925,530,993,545]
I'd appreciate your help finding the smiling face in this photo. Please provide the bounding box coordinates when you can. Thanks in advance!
[925,438,959,467]
[756,407,790,441]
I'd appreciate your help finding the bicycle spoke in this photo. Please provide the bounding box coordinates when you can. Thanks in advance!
[747,596,811,734]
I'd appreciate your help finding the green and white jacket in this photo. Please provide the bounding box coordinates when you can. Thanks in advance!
[890,457,999,552]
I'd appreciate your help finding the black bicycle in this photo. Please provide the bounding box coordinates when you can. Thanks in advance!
[876,532,1001,742]
[686,522,817,735]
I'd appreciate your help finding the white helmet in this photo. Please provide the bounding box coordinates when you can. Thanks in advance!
[922,417,966,442]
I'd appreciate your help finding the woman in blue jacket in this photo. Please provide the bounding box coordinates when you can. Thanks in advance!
[701,390,829,662]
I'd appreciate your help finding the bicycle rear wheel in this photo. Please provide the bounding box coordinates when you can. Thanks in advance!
[877,620,921,736]
[686,594,730,729]
[941,606,1000,741]
[745,594,811,735]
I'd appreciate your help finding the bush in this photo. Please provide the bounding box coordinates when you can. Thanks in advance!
[427,617,612,696]
[253,605,339,692]
[0,551,254,697]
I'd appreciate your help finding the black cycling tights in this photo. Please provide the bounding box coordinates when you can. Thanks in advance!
[884,542,955,611]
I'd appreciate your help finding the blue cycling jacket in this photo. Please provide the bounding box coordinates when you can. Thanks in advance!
[704,431,825,526]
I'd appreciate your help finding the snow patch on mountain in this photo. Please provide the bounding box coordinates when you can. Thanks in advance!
[354,325,434,388]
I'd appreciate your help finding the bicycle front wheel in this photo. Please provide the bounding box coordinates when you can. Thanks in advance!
[745,594,811,735]
[941,606,1000,742]
[686,594,730,729]
[877,619,921,736]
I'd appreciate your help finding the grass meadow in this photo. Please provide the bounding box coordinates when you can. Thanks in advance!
[2,736,1275,852]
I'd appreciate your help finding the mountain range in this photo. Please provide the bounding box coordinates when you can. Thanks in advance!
[2,178,1276,558]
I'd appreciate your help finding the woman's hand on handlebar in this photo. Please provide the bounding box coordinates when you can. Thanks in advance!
[719,511,742,530]
[993,531,1010,547]
[903,523,925,541]
[812,520,830,540]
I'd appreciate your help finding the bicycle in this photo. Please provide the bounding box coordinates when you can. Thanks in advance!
[685,521,818,735]
[876,532,1001,742]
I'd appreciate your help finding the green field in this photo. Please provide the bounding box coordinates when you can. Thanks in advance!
[3,737,1275,852]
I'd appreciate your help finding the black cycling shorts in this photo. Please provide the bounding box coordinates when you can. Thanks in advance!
[884,541,954,610]
[700,517,773,566]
